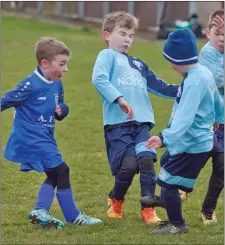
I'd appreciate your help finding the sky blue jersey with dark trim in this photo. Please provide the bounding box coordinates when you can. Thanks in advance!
[199,41,224,123]
[160,65,224,155]
[92,48,178,127]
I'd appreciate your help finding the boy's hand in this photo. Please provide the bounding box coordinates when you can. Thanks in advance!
[116,97,134,120]
[55,105,62,117]
[212,15,224,35]
[146,136,162,149]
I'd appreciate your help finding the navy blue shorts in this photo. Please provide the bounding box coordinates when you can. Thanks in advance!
[213,124,224,153]
[157,150,211,192]
[104,123,157,175]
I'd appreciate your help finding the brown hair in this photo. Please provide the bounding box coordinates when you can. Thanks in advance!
[102,11,139,33]
[208,9,224,29]
[35,37,71,65]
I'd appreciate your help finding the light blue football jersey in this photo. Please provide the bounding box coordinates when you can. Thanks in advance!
[92,48,179,127]
[160,65,224,155]
[199,41,224,123]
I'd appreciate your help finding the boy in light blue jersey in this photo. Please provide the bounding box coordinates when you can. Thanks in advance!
[92,11,179,224]
[141,28,224,234]
[198,10,224,225]
[1,37,103,229]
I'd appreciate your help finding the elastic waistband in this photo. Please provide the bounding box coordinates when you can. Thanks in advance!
[104,121,152,132]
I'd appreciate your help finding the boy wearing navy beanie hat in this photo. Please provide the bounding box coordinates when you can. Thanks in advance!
[163,28,199,66]
[140,28,224,234]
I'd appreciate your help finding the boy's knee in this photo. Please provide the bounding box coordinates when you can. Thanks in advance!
[120,156,138,175]
[213,153,224,177]
[44,171,57,188]
[53,162,71,189]
[54,162,70,176]
[138,156,154,172]
[215,164,224,176]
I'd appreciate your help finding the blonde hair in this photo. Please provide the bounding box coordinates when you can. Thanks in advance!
[35,37,71,65]
[208,9,224,29]
[102,11,139,33]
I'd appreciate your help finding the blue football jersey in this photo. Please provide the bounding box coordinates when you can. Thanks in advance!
[1,67,69,171]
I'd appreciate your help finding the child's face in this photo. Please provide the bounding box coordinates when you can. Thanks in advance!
[41,54,70,81]
[104,26,134,54]
[206,26,224,53]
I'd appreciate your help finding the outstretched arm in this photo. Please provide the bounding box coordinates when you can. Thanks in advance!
[145,66,179,99]
[146,84,202,149]
[1,78,33,111]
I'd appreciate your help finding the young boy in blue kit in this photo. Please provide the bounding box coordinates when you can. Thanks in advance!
[198,10,224,225]
[141,28,224,234]
[1,37,103,229]
[92,11,179,224]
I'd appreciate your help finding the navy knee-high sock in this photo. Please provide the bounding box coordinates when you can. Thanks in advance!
[109,167,134,200]
[161,188,186,227]
[56,188,80,222]
[109,179,132,200]
[140,171,156,209]
[35,183,55,212]
[140,171,156,197]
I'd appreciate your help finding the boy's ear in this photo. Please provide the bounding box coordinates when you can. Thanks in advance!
[103,31,110,41]
[205,28,211,39]
[40,59,49,68]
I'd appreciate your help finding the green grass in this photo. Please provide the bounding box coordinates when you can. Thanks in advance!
[2,14,224,244]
